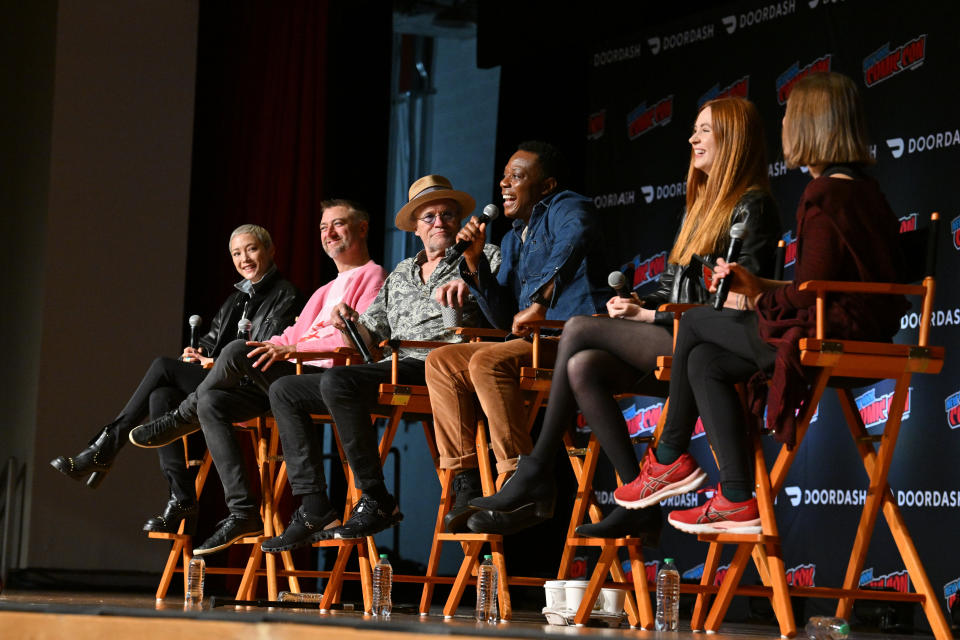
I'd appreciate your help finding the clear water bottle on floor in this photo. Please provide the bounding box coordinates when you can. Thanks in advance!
[475,554,498,623]
[655,557,680,631]
[185,555,205,609]
[805,616,850,640]
[372,553,392,617]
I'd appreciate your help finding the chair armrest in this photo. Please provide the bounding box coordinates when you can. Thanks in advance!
[657,303,700,314]
[518,319,567,330]
[798,280,926,296]
[455,327,510,340]
[378,339,453,350]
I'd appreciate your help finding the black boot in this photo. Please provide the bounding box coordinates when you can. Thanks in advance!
[469,455,554,518]
[50,425,122,488]
[575,505,662,545]
[443,469,483,533]
[143,494,199,535]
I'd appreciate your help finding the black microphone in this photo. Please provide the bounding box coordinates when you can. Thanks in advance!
[714,222,749,311]
[237,317,252,340]
[188,315,202,350]
[607,271,631,299]
[339,312,374,364]
[442,204,500,265]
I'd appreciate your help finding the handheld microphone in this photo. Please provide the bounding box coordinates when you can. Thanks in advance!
[188,315,202,350]
[607,271,631,299]
[714,222,749,311]
[237,317,252,340]
[339,312,374,364]
[442,204,500,265]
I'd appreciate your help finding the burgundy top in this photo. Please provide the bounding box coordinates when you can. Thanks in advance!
[750,173,909,446]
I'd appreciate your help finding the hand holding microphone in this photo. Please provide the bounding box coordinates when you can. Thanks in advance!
[442,204,500,265]
[188,314,202,349]
[713,222,748,310]
[607,271,631,299]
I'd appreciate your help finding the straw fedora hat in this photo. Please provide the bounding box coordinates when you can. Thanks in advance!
[394,175,475,232]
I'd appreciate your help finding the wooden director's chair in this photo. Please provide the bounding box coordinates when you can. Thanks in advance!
[148,350,353,602]
[688,213,950,639]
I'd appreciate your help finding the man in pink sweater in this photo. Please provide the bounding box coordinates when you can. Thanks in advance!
[129,199,387,555]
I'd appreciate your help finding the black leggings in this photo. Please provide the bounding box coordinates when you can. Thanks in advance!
[529,315,673,482]
[657,306,776,495]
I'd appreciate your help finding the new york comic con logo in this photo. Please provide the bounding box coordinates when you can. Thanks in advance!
[624,251,667,288]
[863,35,926,87]
[952,214,960,250]
[945,577,960,612]
[627,399,706,439]
[697,76,749,108]
[786,564,816,587]
[627,95,673,140]
[775,54,831,105]
[946,391,960,429]
[855,386,912,428]
[860,567,910,593]
[587,109,605,140]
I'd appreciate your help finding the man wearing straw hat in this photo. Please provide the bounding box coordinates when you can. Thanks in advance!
[260,175,501,548]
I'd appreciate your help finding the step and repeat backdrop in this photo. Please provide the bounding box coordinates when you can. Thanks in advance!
[578,0,960,626]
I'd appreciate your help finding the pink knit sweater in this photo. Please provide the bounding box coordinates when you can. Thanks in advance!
[268,260,386,359]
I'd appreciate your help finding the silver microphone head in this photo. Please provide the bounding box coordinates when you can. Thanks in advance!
[188,314,202,328]
[481,204,500,221]
[608,271,627,289]
[237,318,252,332]
[730,222,748,240]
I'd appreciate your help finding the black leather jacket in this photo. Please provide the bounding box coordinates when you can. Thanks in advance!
[642,190,781,326]
[197,267,302,358]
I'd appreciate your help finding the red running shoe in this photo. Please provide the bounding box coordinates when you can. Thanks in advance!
[667,490,761,534]
[614,447,707,509]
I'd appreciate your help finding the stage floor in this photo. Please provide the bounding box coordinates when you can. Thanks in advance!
[0,589,939,640]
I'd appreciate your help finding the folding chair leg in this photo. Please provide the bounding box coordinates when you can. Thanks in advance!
[420,469,454,615]
[319,544,354,610]
[627,545,654,629]
[154,537,184,601]
[490,541,512,621]
[443,540,483,618]
[574,544,615,626]
[691,541,722,631]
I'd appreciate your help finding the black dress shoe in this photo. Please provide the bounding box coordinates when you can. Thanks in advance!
[469,455,554,518]
[443,469,482,533]
[326,494,403,540]
[193,514,264,556]
[143,495,199,535]
[261,506,341,553]
[128,410,200,448]
[50,425,121,489]
[575,505,662,545]
[466,503,549,535]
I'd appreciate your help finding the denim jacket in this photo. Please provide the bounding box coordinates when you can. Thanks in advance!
[462,190,604,330]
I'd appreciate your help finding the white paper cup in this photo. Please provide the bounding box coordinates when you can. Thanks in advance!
[600,587,626,615]
[543,580,566,610]
[564,580,601,612]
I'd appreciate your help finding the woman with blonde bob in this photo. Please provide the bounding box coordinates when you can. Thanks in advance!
[466,97,782,538]
[615,72,908,536]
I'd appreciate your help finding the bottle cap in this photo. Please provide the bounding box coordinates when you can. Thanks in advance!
[664,558,674,563]
[380,553,388,558]
[483,554,492,560]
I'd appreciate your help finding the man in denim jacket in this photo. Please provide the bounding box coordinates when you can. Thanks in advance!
[425,141,606,534]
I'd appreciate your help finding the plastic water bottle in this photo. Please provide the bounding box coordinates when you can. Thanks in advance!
[655,557,680,631]
[372,553,392,616]
[805,616,850,639]
[475,554,498,622]
[185,555,205,609]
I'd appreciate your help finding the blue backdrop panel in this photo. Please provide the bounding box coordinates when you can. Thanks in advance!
[580,0,960,627]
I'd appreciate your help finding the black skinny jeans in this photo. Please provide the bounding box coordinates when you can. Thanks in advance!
[100,356,208,502]
[529,315,673,482]
[319,358,427,493]
[186,339,299,517]
[657,306,776,495]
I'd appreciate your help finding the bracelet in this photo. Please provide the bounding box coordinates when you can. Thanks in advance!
[463,268,479,278]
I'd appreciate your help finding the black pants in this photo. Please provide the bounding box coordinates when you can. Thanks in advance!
[100,356,208,502]
[658,306,776,494]
[268,374,331,497]
[188,340,298,517]
[319,358,426,492]
[529,315,673,482]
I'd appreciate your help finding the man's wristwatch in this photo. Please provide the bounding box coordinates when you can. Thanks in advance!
[530,291,548,306]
